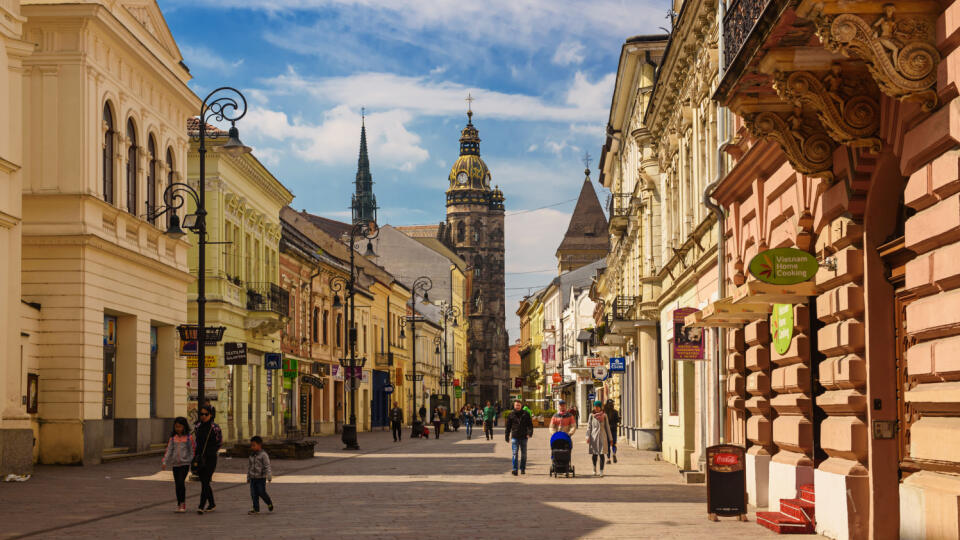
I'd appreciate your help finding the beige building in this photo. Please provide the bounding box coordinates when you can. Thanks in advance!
[18,0,198,464]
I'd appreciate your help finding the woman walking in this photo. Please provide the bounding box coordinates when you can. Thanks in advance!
[431,407,443,439]
[161,417,195,513]
[193,404,223,514]
[585,400,612,477]
[463,405,475,439]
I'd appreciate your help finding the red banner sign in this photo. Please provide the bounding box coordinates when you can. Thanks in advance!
[552,373,562,383]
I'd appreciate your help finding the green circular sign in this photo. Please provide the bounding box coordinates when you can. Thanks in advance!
[748,248,819,285]
[771,303,793,355]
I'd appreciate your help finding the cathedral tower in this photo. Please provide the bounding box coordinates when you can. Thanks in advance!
[443,106,508,405]
[352,115,377,225]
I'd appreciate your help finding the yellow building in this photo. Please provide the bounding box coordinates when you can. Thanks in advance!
[185,124,293,441]
[19,0,198,464]
[1,0,32,475]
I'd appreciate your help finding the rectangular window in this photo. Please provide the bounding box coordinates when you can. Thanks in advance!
[323,310,329,345]
[669,339,679,416]
[103,315,117,419]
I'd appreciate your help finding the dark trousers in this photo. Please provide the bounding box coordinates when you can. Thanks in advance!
[483,420,493,439]
[591,454,605,471]
[391,421,402,441]
[197,457,217,509]
[432,420,442,438]
[249,478,273,511]
[172,465,189,504]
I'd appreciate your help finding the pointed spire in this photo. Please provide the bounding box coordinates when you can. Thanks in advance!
[352,112,377,225]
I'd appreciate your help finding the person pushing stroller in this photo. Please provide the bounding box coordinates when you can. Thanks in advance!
[549,400,577,477]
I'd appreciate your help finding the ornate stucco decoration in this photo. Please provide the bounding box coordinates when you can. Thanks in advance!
[745,108,836,179]
[773,68,881,151]
[813,5,939,111]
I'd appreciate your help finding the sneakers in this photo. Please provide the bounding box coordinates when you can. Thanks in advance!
[520,469,525,475]
[205,505,216,513]
[613,455,618,463]
[607,458,612,464]
[268,504,274,512]
[593,466,597,476]
[197,508,204,515]
[175,504,185,513]
[599,470,604,478]
[511,470,518,476]
[248,509,259,515]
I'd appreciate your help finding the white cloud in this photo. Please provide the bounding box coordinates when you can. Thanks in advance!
[251,146,283,167]
[552,41,586,66]
[244,104,429,170]
[179,44,244,73]
[429,65,448,75]
[527,144,538,152]
[260,68,613,124]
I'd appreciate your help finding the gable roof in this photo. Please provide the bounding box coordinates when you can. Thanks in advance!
[556,177,609,255]
[407,236,467,272]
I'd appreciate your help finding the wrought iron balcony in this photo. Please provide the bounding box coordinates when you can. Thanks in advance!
[722,0,782,74]
[612,296,638,320]
[607,193,632,234]
[245,283,289,316]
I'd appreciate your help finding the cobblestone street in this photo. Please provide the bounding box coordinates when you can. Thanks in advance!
[0,427,801,539]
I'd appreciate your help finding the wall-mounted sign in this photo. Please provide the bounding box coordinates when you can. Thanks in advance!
[224,342,247,365]
[585,357,604,367]
[384,384,395,394]
[282,356,298,378]
[264,352,282,370]
[592,365,609,381]
[515,377,523,389]
[748,247,819,285]
[454,387,462,398]
[771,303,794,355]
[673,308,704,360]
[609,357,626,372]
[186,355,219,369]
[552,373,562,383]
[300,374,324,388]
[453,378,460,387]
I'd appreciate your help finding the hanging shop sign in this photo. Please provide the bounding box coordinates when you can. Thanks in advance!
[453,378,460,387]
[186,355,219,369]
[282,356,298,379]
[454,387,462,398]
[552,373,562,383]
[515,377,523,389]
[673,308,704,360]
[383,384,395,394]
[609,357,626,372]
[264,352,282,370]
[748,247,819,285]
[771,303,794,355]
[706,444,747,521]
[224,342,248,365]
[592,365,609,381]
[585,357,604,367]
[300,374,324,388]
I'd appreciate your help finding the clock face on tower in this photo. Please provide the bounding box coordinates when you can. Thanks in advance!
[457,172,468,185]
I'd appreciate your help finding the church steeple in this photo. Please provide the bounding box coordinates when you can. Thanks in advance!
[351,111,377,225]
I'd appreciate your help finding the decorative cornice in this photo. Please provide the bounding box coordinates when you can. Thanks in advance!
[744,109,835,180]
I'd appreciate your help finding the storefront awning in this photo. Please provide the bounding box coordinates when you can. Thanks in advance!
[685,298,770,328]
[576,329,593,342]
[731,280,818,305]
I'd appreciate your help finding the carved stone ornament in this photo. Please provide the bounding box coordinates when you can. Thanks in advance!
[746,108,836,179]
[814,6,939,111]
[773,69,881,151]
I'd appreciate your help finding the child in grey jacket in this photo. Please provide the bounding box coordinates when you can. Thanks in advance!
[161,417,195,513]
[247,436,273,514]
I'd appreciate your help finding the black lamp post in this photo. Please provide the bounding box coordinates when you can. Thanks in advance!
[434,303,460,401]
[154,87,250,414]
[400,276,432,431]
[328,222,378,450]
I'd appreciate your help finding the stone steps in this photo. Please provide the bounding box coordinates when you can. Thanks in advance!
[756,484,816,535]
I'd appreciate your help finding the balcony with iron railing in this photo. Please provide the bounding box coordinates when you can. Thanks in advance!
[608,296,639,335]
[246,283,290,316]
[607,193,632,235]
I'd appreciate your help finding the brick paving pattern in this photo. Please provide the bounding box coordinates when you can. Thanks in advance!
[0,427,815,539]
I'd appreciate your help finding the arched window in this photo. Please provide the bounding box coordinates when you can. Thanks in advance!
[126,119,137,215]
[312,307,319,343]
[457,221,465,242]
[146,136,157,224]
[165,149,175,229]
[102,104,115,204]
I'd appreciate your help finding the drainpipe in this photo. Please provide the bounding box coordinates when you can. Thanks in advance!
[705,0,729,445]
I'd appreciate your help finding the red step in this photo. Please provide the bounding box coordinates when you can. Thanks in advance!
[756,511,816,534]
[780,498,815,523]
[799,484,815,504]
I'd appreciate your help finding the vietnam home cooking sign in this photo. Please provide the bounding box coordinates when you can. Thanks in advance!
[748,248,819,285]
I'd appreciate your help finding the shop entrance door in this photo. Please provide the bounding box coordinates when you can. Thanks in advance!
[371,370,388,427]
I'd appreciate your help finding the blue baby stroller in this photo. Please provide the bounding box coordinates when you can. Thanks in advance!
[549,431,575,478]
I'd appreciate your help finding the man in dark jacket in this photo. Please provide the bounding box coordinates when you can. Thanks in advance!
[504,400,533,476]
[389,401,404,442]
[604,399,621,464]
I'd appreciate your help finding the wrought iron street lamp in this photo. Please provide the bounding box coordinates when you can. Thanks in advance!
[434,302,461,401]
[400,276,432,432]
[328,221,378,450]
[153,87,250,413]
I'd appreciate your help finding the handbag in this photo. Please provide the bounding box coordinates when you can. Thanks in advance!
[191,425,213,475]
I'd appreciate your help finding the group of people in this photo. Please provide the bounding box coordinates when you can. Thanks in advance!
[160,404,275,515]
[459,402,498,440]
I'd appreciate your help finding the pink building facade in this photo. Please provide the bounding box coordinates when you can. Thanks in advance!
[713,0,960,537]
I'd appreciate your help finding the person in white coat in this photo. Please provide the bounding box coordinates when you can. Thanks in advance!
[585,400,612,477]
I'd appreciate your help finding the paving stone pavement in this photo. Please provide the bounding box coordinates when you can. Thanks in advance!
[0,426,815,539]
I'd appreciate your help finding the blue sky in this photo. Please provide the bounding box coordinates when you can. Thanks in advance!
[159,0,666,338]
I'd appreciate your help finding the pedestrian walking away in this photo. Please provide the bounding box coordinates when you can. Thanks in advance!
[482,400,496,440]
[549,400,577,436]
[494,401,502,427]
[504,400,533,475]
[247,436,274,515]
[161,416,195,513]
[389,401,404,442]
[431,407,443,439]
[418,404,427,424]
[585,400,612,477]
[604,399,621,464]
[193,404,223,514]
